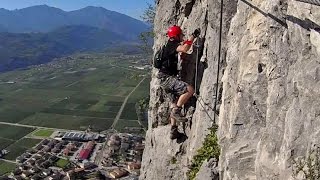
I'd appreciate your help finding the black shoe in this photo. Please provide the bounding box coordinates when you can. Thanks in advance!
[170,107,187,123]
[170,126,183,140]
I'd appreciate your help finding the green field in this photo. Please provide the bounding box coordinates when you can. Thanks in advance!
[3,138,41,161]
[0,160,16,176]
[115,120,142,132]
[120,77,150,120]
[55,159,70,169]
[0,138,14,150]
[14,138,42,148]
[0,53,150,134]
[0,124,35,141]
[20,113,114,131]
[32,129,54,137]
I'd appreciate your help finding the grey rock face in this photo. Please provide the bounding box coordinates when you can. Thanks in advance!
[219,1,320,179]
[141,0,320,179]
[140,0,236,179]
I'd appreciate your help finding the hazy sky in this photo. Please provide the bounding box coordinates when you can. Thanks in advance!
[0,0,154,20]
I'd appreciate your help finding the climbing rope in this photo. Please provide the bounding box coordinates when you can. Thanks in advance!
[295,0,320,6]
[193,0,224,123]
[195,38,199,95]
[212,0,224,123]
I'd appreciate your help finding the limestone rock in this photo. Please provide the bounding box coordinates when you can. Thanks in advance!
[141,0,320,180]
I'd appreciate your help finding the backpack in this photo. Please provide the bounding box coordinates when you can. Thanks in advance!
[153,45,166,69]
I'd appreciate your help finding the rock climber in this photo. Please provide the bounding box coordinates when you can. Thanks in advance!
[157,25,200,139]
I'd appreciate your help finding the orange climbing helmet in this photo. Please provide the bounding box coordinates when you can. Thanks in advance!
[167,25,182,38]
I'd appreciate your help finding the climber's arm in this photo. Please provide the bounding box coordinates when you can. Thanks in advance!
[176,29,200,53]
[176,36,195,53]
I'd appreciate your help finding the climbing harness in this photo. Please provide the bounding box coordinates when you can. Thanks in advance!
[295,0,320,6]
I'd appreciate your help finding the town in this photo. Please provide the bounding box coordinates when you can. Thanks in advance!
[0,130,145,180]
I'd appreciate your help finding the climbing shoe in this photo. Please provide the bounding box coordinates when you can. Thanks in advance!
[170,107,187,123]
[170,126,183,140]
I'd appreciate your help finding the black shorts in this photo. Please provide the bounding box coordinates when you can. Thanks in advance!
[158,73,188,96]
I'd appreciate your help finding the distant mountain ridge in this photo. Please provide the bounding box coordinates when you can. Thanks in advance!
[0,25,142,72]
[0,5,148,40]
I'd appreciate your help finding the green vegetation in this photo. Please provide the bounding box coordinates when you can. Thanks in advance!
[4,138,41,161]
[32,129,54,137]
[293,148,320,179]
[14,138,42,148]
[140,0,155,53]
[0,53,150,133]
[115,120,142,132]
[0,25,144,72]
[120,77,150,120]
[171,157,177,164]
[0,124,35,141]
[120,103,138,120]
[0,109,34,123]
[187,125,220,180]
[0,138,14,149]
[0,160,16,176]
[55,159,70,169]
[20,113,114,131]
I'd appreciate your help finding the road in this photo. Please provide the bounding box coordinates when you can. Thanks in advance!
[109,62,144,72]
[111,77,146,129]
[0,158,17,164]
[0,121,85,132]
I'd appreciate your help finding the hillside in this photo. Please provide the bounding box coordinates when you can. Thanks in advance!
[0,5,148,40]
[141,0,320,180]
[0,25,140,72]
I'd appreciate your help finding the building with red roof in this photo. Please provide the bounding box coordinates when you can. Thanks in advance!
[77,141,95,161]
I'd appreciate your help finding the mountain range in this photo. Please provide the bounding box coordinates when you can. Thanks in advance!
[0,5,150,72]
[0,5,148,40]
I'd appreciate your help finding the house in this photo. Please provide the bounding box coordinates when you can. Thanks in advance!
[26,160,35,166]
[42,169,52,176]
[30,167,40,174]
[48,173,63,180]
[31,174,41,180]
[43,146,51,152]
[63,148,70,156]
[127,162,141,170]
[21,171,33,178]
[41,139,50,145]
[51,148,60,153]
[13,175,23,180]
[77,141,95,160]
[80,161,96,169]
[16,156,26,163]
[11,168,22,176]
[109,168,128,179]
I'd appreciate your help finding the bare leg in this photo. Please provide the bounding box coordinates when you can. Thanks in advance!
[170,101,178,126]
[170,117,176,126]
[177,85,194,107]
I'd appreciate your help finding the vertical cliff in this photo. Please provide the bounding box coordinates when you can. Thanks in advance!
[140,0,320,179]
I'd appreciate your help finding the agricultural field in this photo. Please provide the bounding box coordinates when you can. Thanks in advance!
[0,124,35,141]
[0,53,151,175]
[32,129,54,137]
[0,160,16,176]
[0,124,40,160]
[4,137,42,161]
[0,53,151,135]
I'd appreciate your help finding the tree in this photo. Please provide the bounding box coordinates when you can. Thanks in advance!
[139,0,156,54]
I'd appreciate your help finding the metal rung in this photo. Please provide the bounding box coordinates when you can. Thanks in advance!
[295,0,320,6]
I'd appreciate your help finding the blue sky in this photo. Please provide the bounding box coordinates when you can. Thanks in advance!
[0,0,154,20]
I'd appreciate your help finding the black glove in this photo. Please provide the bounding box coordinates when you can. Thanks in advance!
[192,28,201,38]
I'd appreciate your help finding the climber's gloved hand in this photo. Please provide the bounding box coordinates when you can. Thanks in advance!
[192,28,201,38]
